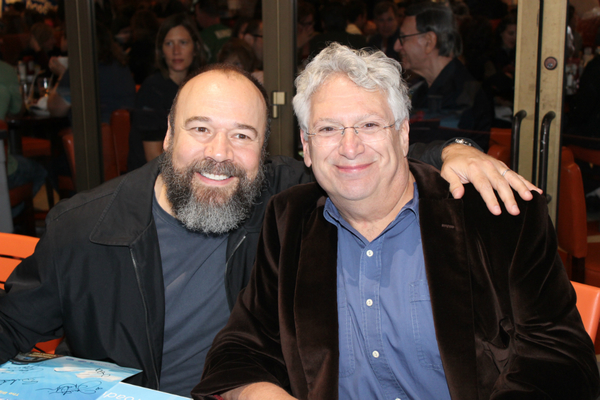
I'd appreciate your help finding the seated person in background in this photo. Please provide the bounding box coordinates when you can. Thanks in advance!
[128,9,160,85]
[19,22,61,75]
[309,3,367,58]
[367,1,401,62]
[194,0,232,64]
[194,43,600,400]
[0,62,541,397]
[566,54,600,139]
[48,30,69,82]
[484,14,517,110]
[47,23,135,124]
[297,1,316,67]
[127,13,205,171]
[394,2,493,131]
[240,19,264,81]
[0,59,46,218]
[217,38,261,82]
[346,0,376,36]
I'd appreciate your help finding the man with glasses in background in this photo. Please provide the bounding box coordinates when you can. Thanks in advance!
[394,1,493,131]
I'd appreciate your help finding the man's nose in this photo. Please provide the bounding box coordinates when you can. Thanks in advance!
[338,128,365,159]
[393,38,402,52]
[205,132,233,162]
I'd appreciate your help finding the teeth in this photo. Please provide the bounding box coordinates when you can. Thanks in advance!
[201,172,229,181]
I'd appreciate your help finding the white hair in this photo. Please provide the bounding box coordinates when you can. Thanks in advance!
[293,43,411,138]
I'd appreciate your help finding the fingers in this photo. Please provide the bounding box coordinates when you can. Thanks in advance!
[440,143,543,215]
[466,170,505,215]
[445,173,466,199]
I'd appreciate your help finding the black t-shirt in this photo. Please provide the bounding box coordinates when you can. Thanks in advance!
[152,194,230,396]
[127,73,179,171]
[410,58,493,132]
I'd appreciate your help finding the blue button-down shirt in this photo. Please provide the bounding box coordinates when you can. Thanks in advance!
[324,185,451,400]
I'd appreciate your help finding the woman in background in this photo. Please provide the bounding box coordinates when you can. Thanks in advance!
[127,13,205,171]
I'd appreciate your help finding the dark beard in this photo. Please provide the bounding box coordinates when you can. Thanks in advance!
[159,150,265,235]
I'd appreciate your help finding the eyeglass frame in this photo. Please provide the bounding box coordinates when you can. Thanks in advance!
[305,121,397,145]
[398,32,426,45]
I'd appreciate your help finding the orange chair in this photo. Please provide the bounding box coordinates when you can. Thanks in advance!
[0,232,63,354]
[21,137,51,158]
[556,146,600,324]
[110,109,130,175]
[567,144,600,167]
[571,281,600,342]
[487,128,511,166]
[557,147,589,282]
[0,232,39,289]
[60,123,120,193]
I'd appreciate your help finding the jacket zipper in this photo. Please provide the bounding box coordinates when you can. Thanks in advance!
[224,234,246,308]
[130,248,161,390]
[226,234,246,267]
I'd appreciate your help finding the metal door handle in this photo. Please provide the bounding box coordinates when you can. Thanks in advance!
[538,111,556,197]
[511,110,527,171]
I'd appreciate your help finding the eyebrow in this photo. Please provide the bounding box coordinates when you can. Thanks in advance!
[184,116,259,134]
[314,114,382,124]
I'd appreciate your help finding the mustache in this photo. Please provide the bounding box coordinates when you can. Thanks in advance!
[191,158,246,179]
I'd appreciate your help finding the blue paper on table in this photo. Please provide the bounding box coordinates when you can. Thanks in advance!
[0,355,141,399]
[99,382,190,399]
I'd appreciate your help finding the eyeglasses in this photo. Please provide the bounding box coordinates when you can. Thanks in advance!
[252,34,263,38]
[306,122,396,146]
[398,32,425,45]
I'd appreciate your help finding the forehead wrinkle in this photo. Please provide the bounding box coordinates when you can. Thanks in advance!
[234,123,258,134]
[184,116,210,126]
[183,116,259,134]
[313,113,387,124]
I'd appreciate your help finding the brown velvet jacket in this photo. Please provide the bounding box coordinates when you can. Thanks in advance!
[194,160,600,400]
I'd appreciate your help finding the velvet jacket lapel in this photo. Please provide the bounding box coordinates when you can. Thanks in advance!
[292,160,479,399]
[294,195,340,399]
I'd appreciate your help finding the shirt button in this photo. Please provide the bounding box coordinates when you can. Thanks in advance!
[366,250,374,257]
[366,299,373,307]
[372,350,380,358]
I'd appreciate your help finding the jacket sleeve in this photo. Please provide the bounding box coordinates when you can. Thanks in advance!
[0,228,64,362]
[193,196,292,398]
[408,139,482,171]
[465,189,600,399]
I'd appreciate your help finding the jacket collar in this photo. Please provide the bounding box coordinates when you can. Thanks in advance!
[90,158,161,246]
[411,160,480,399]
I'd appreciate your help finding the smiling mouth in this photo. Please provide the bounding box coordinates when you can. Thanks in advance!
[201,172,230,181]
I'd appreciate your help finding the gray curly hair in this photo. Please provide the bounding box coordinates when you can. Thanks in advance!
[293,43,411,139]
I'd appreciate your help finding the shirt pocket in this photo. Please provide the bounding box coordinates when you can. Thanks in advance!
[338,301,356,378]
[410,279,444,371]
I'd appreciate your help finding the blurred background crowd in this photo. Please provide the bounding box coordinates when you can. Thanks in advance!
[1,0,600,234]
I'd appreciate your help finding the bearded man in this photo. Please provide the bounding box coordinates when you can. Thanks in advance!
[0,64,538,397]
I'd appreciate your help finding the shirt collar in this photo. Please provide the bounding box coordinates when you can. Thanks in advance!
[324,182,420,241]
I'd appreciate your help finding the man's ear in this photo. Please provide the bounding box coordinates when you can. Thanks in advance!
[164,121,173,152]
[423,31,438,55]
[400,119,410,156]
[300,130,312,168]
